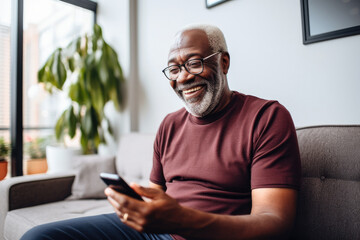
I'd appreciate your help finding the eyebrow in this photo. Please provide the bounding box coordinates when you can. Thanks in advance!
[167,52,203,65]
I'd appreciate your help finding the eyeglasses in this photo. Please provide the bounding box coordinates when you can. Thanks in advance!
[162,51,221,81]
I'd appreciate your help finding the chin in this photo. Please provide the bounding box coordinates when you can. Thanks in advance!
[183,94,215,117]
[177,68,224,117]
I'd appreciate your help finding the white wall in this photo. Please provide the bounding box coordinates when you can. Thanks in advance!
[97,0,130,138]
[100,0,360,135]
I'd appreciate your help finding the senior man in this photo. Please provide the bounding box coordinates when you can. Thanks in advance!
[22,24,301,240]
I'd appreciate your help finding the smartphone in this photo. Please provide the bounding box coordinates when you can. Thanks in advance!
[100,172,143,201]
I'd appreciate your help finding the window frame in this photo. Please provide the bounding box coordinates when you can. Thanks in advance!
[10,0,97,176]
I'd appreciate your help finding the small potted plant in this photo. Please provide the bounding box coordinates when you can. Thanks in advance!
[0,137,10,180]
[24,136,51,175]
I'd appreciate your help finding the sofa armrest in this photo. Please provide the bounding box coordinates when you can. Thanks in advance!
[0,173,75,239]
[0,173,75,211]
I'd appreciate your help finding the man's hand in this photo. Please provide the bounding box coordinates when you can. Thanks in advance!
[105,185,297,239]
[105,184,185,233]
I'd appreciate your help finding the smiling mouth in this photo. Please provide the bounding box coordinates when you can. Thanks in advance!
[182,86,204,95]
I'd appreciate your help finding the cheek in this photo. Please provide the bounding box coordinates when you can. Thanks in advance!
[201,67,218,81]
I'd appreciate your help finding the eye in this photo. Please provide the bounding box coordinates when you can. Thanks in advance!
[168,66,180,74]
[186,60,202,68]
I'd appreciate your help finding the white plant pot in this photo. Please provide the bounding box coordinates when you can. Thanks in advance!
[46,146,82,173]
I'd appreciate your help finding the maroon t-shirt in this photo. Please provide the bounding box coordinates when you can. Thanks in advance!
[150,91,301,216]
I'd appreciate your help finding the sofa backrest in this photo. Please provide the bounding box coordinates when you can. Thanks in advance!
[115,133,155,186]
[115,127,360,239]
[290,125,360,239]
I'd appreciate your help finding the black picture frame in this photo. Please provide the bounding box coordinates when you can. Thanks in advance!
[206,0,228,9]
[301,0,360,44]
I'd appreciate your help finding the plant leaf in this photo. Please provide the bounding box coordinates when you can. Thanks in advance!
[38,65,46,83]
[67,57,75,72]
[67,106,77,138]
[55,111,66,141]
[80,128,88,154]
[82,107,95,138]
[56,50,67,88]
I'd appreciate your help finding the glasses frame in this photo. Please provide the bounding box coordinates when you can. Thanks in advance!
[162,51,221,81]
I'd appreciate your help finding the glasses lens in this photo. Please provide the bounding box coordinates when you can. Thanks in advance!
[164,66,180,80]
[185,59,203,74]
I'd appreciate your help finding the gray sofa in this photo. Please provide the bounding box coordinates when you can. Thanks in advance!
[0,133,155,240]
[1,126,359,240]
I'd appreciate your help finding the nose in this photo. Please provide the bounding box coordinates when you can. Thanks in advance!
[176,66,194,85]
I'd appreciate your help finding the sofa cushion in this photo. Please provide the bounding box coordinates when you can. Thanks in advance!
[291,125,360,239]
[115,133,155,186]
[4,199,113,240]
[68,154,116,200]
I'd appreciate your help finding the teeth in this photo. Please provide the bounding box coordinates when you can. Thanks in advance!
[183,86,202,94]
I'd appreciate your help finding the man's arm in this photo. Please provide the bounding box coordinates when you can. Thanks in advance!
[105,184,297,240]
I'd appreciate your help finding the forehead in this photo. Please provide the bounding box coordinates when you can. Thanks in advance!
[168,29,211,63]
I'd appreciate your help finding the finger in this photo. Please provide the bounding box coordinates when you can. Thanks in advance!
[107,196,121,210]
[105,187,142,210]
[107,196,126,218]
[130,183,163,199]
[108,196,144,225]
[117,208,148,231]
[106,197,124,219]
[113,207,123,219]
[107,194,134,214]
[106,189,145,220]
[121,217,144,232]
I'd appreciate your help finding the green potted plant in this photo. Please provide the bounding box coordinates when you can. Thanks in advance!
[38,24,125,172]
[0,137,10,180]
[24,136,51,174]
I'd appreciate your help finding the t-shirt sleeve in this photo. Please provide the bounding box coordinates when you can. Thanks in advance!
[150,120,166,186]
[251,102,301,190]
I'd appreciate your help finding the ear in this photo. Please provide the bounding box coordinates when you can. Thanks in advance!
[221,52,230,75]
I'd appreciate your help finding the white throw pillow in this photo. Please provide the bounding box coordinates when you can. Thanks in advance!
[68,154,116,199]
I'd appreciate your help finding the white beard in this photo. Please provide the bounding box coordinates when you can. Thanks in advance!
[176,65,225,117]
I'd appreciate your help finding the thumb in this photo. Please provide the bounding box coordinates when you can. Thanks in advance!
[130,183,163,199]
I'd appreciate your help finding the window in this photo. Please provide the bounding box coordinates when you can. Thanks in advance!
[1,0,97,177]
[0,0,11,178]
[23,0,95,164]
